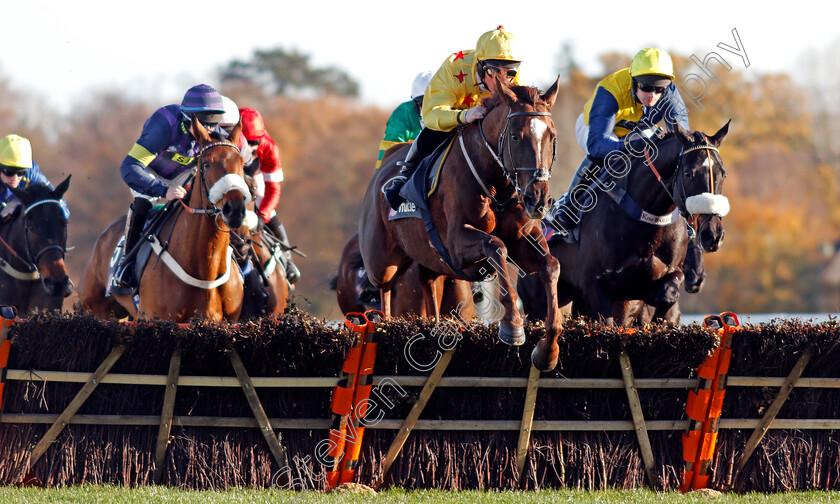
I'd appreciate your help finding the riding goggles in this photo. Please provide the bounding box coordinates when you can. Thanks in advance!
[636,82,667,94]
[485,65,518,80]
[0,165,25,177]
[182,111,219,131]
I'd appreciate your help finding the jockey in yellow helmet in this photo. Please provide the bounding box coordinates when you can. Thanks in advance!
[383,26,522,210]
[548,48,690,235]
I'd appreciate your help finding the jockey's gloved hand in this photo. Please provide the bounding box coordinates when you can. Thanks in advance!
[166,186,187,201]
[621,131,654,156]
[465,106,487,123]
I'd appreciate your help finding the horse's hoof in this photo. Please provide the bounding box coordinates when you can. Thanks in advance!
[472,289,484,304]
[531,345,558,372]
[685,281,703,294]
[657,285,680,306]
[498,323,525,346]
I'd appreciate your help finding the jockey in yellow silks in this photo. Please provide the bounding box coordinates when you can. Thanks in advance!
[383,25,522,210]
[548,48,690,234]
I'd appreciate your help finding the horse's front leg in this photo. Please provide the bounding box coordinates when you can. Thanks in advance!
[451,228,524,345]
[506,227,561,371]
[650,270,684,322]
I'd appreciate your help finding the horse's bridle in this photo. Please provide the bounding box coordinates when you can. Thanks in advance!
[643,141,722,236]
[177,141,245,226]
[465,108,555,209]
[0,199,67,279]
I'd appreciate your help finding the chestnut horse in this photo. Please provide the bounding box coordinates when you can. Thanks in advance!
[77,120,248,321]
[519,121,730,326]
[333,232,475,319]
[0,176,72,313]
[359,76,564,371]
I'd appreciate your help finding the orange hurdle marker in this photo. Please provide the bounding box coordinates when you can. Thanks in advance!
[325,311,379,489]
[681,312,739,492]
[339,309,383,484]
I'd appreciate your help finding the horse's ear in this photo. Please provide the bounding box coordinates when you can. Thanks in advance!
[495,74,517,104]
[675,124,694,146]
[541,75,562,109]
[52,174,71,199]
[191,116,211,145]
[7,185,31,206]
[229,120,243,147]
[709,119,731,147]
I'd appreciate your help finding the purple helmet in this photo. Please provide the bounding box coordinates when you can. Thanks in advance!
[181,84,225,124]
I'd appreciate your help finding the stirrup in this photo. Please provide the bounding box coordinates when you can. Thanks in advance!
[286,262,301,284]
[381,174,408,193]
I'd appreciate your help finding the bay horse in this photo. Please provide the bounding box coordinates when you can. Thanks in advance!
[76,120,248,321]
[359,76,565,371]
[237,222,290,318]
[0,176,72,313]
[333,232,475,319]
[520,121,730,326]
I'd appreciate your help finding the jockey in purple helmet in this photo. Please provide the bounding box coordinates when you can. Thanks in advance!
[114,84,226,289]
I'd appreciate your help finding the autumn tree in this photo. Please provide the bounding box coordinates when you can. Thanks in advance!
[220,47,360,100]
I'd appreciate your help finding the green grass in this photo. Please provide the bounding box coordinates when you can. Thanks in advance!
[0,486,839,503]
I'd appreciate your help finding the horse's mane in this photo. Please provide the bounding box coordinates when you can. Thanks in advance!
[481,84,542,111]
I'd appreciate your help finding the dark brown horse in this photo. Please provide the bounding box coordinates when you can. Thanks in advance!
[0,177,72,313]
[520,122,730,326]
[77,120,248,321]
[245,224,291,317]
[333,232,475,319]
[359,76,564,371]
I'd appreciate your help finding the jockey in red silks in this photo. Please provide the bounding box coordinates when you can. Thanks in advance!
[239,108,300,284]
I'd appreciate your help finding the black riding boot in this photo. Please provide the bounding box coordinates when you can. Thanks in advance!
[266,216,300,284]
[382,140,421,210]
[547,157,599,235]
[115,198,152,288]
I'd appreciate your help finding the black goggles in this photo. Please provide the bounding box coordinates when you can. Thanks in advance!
[182,111,219,131]
[485,65,518,79]
[1,165,25,177]
[636,82,667,94]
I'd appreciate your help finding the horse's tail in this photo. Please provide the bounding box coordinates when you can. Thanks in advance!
[348,249,365,270]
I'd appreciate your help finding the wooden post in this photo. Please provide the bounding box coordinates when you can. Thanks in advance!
[515,364,540,487]
[619,349,658,489]
[733,347,814,484]
[18,344,125,479]
[374,348,455,489]
[154,347,182,484]
[229,348,288,470]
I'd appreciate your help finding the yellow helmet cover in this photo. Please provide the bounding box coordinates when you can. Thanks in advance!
[475,25,520,62]
[629,48,675,80]
[0,134,33,170]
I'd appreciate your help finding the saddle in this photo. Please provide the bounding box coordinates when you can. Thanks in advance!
[106,204,173,297]
[393,133,456,219]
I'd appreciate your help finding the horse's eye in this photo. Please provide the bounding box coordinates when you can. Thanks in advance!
[202,161,211,171]
[511,134,520,142]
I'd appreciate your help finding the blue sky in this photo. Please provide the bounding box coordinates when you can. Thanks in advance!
[1,1,833,112]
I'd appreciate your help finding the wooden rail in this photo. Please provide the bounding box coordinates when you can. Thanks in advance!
[3,367,836,441]
[6,370,840,389]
